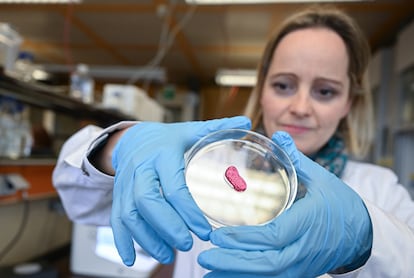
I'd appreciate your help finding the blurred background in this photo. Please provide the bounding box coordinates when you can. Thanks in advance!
[0,1,413,277]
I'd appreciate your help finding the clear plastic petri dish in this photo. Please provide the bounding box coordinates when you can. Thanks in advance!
[184,129,297,228]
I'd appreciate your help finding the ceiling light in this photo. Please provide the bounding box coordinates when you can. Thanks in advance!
[0,0,81,3]
[215,69,257,87]
[186,0,368,4]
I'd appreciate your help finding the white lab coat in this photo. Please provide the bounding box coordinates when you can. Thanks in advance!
[53,123,414,278]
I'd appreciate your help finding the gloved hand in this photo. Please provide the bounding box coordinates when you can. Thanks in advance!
[198,131,373,278]
[110,116,251,267]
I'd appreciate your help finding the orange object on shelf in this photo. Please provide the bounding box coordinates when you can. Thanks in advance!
[0,161,56,204]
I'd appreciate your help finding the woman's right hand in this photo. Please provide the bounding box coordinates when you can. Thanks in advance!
[110,116,251,266]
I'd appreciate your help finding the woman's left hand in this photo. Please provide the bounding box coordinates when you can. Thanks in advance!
[198,132,373,278]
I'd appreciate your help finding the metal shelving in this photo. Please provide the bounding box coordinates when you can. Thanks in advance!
[0,70,135,127]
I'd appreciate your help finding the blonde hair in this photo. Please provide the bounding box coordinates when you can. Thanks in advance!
[245,5,374,158]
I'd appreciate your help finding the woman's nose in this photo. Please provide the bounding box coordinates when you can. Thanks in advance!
[289,92,311,117]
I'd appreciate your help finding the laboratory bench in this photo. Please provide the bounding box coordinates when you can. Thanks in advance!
[0,244,174,278]
[0,159,175,278]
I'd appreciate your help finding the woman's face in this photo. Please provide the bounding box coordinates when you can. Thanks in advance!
[260,28,351,155]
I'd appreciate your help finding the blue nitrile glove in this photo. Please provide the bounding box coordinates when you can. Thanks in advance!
[110,116,251,267]
[198,131,373,278]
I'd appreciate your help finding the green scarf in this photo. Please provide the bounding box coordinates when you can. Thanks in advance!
[309,135,348,178]
[256,125,348,201]
[256,125,348,178]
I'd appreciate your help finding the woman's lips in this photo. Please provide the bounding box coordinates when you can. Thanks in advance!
[280,124,311,135]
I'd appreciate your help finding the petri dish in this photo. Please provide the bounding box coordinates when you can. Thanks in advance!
[184,129,297,228]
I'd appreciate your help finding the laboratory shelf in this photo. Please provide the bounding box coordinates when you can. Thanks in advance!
[0,70,137,204]
[0,70,135,126]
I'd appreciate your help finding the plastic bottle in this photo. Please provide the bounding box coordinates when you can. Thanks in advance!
[0,96,32,159]
[70,64,95,104]
[0,23,22,72]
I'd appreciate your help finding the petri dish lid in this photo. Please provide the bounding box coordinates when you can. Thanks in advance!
[184,129,297,228]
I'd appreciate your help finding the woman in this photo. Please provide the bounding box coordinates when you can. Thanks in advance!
[53,6,414,277]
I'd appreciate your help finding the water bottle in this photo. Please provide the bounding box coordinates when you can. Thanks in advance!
[70,64,95,104]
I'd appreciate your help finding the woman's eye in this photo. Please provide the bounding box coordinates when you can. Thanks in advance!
[314,87,337,100]
[274,82,287,90]
[272,81,295,95]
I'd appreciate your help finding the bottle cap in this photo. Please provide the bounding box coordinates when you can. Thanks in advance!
[76,63,89,74]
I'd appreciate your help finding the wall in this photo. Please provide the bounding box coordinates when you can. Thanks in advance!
[200,85,252,120]
[395,19,414,74]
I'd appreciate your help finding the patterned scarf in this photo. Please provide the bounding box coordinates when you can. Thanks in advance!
[309,135,348,178]
[256,125,348,178]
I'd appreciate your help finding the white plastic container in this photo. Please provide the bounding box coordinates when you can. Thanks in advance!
[102,84,146,119]
[102,84,165,121]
